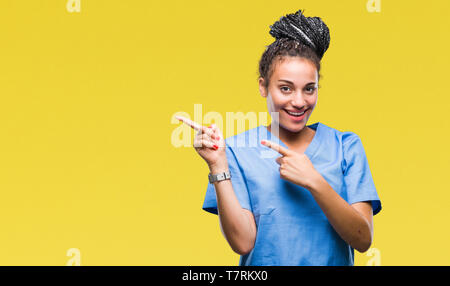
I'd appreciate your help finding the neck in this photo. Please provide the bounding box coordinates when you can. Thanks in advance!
[267,122,311,147]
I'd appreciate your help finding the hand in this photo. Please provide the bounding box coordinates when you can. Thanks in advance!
[175,115,227,171]
[260,139,320,190]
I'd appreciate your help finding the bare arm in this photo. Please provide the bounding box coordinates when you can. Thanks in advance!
[210,162,257,256]
[308,173,374,253]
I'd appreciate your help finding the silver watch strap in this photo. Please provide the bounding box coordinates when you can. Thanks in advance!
[208,170,231,184]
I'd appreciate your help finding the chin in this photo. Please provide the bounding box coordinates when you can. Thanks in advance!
[280,120,306,133]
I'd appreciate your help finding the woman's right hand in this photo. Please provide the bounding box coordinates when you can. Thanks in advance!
[175,116,228,171]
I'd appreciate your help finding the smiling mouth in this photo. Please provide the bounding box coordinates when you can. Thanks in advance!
[284,109,308,116]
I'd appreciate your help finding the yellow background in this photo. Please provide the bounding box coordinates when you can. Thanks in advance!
[0,0,449,265]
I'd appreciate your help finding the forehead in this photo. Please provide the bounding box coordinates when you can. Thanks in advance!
[271,57,317,83]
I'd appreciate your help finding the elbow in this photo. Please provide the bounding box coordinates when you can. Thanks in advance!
[353,220,373,253]
[353,232,372,253]
[233,245,254,256]
[232,240,255,256]
[354,239,372,253]
[231,237,255,256]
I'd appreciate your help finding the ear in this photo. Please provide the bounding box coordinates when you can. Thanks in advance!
[258,77,268,98]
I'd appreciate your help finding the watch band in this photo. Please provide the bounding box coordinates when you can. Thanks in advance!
[208,170,231,184]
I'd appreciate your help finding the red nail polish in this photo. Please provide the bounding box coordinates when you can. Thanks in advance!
[213,144,219,150]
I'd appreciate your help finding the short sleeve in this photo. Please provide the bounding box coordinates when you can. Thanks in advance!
[342,133,382,216]
[202,144,252,215]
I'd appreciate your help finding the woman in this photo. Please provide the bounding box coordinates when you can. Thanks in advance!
[176,9,381,266]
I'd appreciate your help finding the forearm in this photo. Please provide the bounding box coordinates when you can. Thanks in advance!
[306,172,372,252]
[210,164,256,255]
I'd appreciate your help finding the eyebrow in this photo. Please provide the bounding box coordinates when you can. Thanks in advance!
[278,79,316,86]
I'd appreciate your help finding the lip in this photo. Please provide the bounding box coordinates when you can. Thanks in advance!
[284,108,308,121]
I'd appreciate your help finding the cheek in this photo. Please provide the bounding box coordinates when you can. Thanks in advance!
[266,92,284,113]
[308,95,318,110]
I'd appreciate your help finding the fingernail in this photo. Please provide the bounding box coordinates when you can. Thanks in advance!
[261,140,266,145]
[213,144,218,150]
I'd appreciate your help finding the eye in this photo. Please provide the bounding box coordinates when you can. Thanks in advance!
[280,86,291,93]
[305,86,316,94]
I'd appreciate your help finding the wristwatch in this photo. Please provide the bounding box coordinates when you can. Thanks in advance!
[208,170,231,184]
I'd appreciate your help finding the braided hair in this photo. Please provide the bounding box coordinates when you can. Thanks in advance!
[258,9,331,90]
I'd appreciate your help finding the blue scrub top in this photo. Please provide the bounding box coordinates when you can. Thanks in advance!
[202,122,382,266]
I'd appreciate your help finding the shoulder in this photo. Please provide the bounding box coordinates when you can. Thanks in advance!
[341,131,361,148]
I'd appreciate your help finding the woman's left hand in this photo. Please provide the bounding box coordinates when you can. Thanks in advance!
[261,139,320,190]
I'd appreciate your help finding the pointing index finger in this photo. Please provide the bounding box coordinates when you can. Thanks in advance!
[175,115,203,131]
[175,115,217,138]
[261,139,290,156]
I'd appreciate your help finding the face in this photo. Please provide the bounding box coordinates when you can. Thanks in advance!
[259,56,318,133]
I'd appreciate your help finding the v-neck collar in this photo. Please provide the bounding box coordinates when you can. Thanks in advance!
[261,122,321,159]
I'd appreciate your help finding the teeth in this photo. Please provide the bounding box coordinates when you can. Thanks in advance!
[286,110,305,116]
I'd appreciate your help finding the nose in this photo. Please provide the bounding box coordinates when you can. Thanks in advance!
[290,91,307,109]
